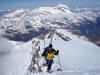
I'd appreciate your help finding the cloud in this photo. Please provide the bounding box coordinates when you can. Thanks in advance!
[0,37,15,75]
[0,37,14,57]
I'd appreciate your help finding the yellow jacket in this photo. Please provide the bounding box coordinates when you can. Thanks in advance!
[42,47,59,60]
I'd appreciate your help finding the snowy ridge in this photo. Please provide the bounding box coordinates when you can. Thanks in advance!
[0,29,100,75]
[4,9,26,17]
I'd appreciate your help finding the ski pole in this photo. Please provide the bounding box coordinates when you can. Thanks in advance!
[57,53,62,71]
[44,33,45,49]
[42,33,45,72]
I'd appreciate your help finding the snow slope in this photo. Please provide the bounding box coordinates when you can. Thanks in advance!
[0,29,100,75]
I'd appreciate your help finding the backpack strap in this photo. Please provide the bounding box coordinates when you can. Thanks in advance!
[45,47,55,54]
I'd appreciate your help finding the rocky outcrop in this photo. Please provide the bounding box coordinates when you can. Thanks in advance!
[55,32,71,41]
[28,40,42,73]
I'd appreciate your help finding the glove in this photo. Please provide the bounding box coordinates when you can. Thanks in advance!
[42,52,47,57]
[57,50,59,54]
[42,53,44,56]
[42,50,46,57]
[42,53,45,57]
[55,50,59,55]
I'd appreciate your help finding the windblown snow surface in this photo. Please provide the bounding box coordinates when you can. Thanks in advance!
[0,29,100,75]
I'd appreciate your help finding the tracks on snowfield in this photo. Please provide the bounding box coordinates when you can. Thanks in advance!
[30,70,94,75]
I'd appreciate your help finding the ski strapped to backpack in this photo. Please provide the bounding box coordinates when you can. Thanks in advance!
[50,30,55,44]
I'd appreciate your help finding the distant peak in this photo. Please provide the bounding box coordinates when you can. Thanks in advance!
[56,4,70,10]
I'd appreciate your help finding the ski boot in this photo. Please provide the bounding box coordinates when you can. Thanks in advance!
[47,70,52,73]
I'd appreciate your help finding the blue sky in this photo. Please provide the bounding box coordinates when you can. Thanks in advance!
[0,0,100,10]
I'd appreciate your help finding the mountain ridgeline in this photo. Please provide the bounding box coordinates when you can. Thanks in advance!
[0,4,100,46]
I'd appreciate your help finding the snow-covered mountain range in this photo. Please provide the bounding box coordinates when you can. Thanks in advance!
[0,4,100,46]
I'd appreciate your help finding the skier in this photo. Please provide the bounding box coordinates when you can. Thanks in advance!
[42,44,59,73]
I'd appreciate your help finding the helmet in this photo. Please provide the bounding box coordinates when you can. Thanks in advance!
[49,44,52,48]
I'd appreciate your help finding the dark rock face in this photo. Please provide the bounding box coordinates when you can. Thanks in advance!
[55,32,71,41]
[89,34,100,46]
[79,17,100,37]
[69,17,100,46]
[4,27,51,42]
